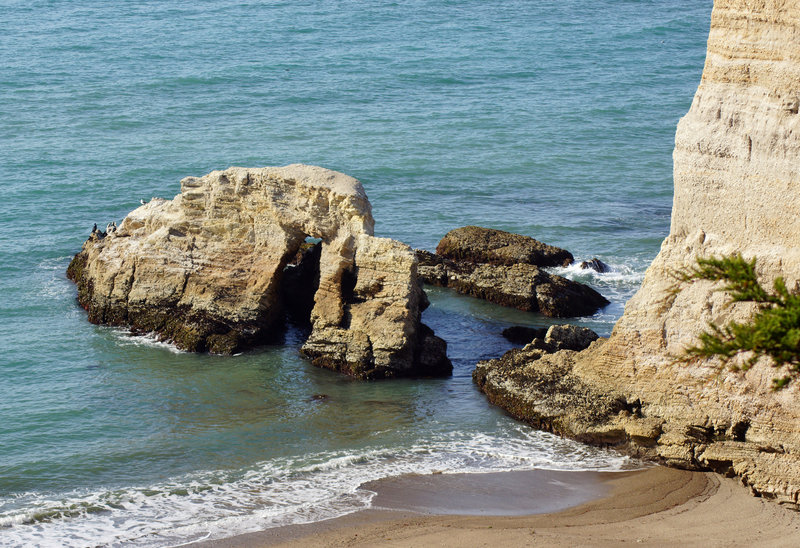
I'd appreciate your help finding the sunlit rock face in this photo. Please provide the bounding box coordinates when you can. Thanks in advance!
[68,164,451,379]
[476,0,800,507]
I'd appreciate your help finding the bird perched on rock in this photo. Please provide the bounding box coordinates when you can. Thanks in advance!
[140,199,146,205]
[91,223,98,234]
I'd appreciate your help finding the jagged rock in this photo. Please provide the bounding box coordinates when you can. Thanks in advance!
[502,324,599,349]
[579,258,611,273]
[473,339,629,444]
[416,246,608,318]
[521,325,599,354]
[299,233,451,379]
[543,324,599,352]
[67,164,451,379]
[475,0,800,508]
[501,326,548,345]
[413,323,454,378]
[436,226,574,267]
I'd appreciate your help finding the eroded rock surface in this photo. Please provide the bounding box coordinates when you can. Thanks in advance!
[476,0,800,507]
[300,233,452,379]
[436,226,574,267]
[67,165,451,379]
[416,228,608,317]
[474,339,630,447]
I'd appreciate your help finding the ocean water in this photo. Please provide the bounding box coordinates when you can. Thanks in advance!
[0,1,712,546]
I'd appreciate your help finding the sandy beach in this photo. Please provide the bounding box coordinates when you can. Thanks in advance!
[193,467,800,547]
[7,1,800,545]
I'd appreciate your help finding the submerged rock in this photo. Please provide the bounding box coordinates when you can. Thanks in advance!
[579,258,611,273]
[416,229,608,317]
[67,165,451,379]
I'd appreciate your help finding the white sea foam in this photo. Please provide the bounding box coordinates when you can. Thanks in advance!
[548,259,646,290]
[546,258,648,330]
[0,425,636,547]
[108,328,185,354]
[35,257,74,299]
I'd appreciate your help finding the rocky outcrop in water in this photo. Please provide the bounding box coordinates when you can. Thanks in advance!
[501,326,548,345]
[476,0,800,507]
[474,333,625,446]
[67,165,451,379]
[416,227,608,317]
[436,226,574,268]
[579,258,611,273]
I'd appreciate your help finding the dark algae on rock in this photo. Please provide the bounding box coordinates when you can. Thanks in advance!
[67,165,451,380]
[416,226,609,317]
[473,326,629,445]
[436,225,574,267]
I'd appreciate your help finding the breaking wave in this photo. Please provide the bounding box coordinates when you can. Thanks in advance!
[0,425,636,547]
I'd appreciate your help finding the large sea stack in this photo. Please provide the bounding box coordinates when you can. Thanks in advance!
[476,0,800,507]
[67,165,451,379]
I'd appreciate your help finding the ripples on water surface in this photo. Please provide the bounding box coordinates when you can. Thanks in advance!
[1,1,711,545]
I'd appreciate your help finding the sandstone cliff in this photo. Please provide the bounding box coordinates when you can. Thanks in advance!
[476,0,800,507]
[68,165,451,379]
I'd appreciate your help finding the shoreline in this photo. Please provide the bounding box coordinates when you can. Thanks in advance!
[190,466,800,547]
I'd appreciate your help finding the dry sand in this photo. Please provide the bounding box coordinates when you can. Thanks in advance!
[193,467,800,547]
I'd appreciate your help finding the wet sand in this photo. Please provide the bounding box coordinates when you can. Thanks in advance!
[192,466,800,547]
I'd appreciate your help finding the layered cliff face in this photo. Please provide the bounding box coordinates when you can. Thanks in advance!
[67,165,451,379]
[477,0,800,507]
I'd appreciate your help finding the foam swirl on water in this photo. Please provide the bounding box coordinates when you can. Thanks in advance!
[0,426,635,547]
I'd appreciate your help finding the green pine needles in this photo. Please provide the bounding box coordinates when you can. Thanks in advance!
[674,254,800,390]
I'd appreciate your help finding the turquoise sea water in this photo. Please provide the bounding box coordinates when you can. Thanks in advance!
[1,1,711,545]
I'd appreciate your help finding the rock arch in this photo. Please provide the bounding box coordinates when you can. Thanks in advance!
[67,165,451,379]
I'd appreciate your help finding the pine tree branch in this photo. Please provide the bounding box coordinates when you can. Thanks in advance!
[675,255,800,390]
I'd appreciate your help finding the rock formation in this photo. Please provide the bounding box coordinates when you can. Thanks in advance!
[579,258,611,273]
[476,0,800,507]
[436,226,574,268]
[416,227,609,317]
[501,326,549,345]
[67,165,451,379]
